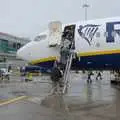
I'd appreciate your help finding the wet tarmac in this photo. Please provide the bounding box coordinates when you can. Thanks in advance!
[0,71,119,120]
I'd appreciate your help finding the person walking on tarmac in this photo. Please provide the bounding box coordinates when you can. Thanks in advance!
[87,71,94,83]
[96,71,102,80]
[50,62,63,93]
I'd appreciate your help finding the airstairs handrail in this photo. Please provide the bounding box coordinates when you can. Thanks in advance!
[62,50,74,94]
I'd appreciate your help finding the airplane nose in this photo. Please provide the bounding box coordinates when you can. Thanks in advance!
[17,41,33,60]
[17,47,25,59]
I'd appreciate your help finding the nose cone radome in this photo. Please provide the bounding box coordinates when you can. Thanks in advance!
[17,47,26,60]
[17,41,34,61]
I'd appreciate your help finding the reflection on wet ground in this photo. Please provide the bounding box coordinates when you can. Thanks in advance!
[0,71,119,120]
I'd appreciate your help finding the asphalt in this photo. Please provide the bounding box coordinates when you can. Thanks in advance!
[0,71,119,120]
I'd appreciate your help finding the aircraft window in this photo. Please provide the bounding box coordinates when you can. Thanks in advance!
[112,31,116,37]
[104,32,116,37]
[89,33,94,38]
[104,32,108,37]
[96,32,100,38]
[34,35,47,41]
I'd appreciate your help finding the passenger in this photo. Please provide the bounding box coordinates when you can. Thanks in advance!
[50,65,63,91]
[87,71,94,83]
[51,65,63,83]
[60,29,74,72]
[96,71,102,80]
[59,46,70,72]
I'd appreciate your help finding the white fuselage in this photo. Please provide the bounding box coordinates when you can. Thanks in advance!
[17,17,120,70]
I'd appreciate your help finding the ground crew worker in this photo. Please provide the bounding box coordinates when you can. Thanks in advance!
[0,70,3,81]
[8,65,12,72]
[25,72,33,82]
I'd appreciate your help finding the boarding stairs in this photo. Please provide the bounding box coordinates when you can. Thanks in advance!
[47,21,76,94]
[62,50,74,94]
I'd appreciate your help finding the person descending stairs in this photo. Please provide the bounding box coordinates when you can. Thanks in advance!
[50,25,76,94]
[59,25,76,94]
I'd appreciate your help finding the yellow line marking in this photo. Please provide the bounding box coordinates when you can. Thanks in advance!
[30,49,120,65]
[30,56,58,65]
[77,49,120,57]
[0,96,28,107]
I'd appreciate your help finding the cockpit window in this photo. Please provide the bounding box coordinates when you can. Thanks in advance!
[34,35,47,41]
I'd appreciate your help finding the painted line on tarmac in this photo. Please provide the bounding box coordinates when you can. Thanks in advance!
[0,96,28,107]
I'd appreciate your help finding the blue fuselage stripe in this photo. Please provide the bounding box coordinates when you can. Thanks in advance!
[34,53,120,70]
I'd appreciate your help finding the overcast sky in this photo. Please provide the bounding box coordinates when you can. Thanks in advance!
[0,0,120,39]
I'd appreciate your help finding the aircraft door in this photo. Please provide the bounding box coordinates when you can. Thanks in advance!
[48,21,62,47]
[62,25,76,49]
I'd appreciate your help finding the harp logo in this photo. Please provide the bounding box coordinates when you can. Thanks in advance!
[78,24,100,46]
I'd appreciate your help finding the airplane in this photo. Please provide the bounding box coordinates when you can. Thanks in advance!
[17,17,120,72]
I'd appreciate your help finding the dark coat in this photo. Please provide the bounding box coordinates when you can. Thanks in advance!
[51,67,63,82]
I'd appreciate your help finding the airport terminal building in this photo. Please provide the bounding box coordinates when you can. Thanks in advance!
[0,32,30,64]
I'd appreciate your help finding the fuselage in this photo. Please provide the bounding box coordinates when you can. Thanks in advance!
[17,17,120,70]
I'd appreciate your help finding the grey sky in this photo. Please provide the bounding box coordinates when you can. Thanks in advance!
[0,0,119,39]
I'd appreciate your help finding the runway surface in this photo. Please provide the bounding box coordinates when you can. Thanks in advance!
[0,71,119,120]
